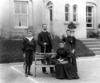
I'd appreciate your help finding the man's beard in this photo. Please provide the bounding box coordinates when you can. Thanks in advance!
[44,29,47,31]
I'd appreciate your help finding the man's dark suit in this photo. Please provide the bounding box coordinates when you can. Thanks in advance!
[38,31,53,73]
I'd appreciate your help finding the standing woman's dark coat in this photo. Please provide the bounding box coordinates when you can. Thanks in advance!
[62,36,78,72]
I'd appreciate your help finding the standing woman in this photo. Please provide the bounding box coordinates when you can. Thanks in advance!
[62,29,78,72]
[22,29,36,77]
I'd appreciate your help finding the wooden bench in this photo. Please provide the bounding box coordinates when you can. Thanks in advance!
[34,52,56,77]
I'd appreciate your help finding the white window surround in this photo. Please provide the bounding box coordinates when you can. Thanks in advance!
[14,0,29,29]
[46,1,53,22]
[64,4,79,25]
[86,6,93,28]
[86,3,97,29]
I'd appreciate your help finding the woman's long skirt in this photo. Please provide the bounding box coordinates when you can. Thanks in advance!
[53,59,79,79]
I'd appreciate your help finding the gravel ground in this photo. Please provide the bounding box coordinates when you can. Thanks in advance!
[0,56,100,83]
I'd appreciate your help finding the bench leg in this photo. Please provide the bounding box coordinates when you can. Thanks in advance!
[34,67,36,77]
[52,67,55,77]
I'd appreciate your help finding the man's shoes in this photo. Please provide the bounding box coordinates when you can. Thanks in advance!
[28,72,33,76]
[43,72,48,74]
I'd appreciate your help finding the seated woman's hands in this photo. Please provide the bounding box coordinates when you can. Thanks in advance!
[23,53,26,58]
[71,49,75,54]
[58,59,64,62]
[60,61,68,64]
[57,59,68,64]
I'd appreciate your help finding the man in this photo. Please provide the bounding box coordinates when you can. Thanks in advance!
[62,29,78,72]
[22,29,36,77]
[38,24,54,74]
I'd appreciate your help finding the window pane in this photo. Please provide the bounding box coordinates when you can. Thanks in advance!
[65,13,69,21]
[15,2,20,14]
[86,7,88,12]
[15,15,20,26]
[88,7,92,12]
[73,6,76,13]
[73,14,76,21]
[21,2,28,14]
[86,6,93,28]
[86,17,88,22]
[87,24,92,27]
[65,7,69,12]
[50,9,52,21]
[87,17,92,23]
[14,1,28,27]
[88,13,92,16]
[20,15,27,26]
[65,4,69,12]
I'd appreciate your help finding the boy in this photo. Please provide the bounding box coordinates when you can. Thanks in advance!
[22,29,36,77]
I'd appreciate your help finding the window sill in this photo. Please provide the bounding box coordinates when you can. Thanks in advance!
[14,26,28,29]
[87,28,96,30]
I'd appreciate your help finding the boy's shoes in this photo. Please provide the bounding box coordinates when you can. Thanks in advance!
[25,73,28,77]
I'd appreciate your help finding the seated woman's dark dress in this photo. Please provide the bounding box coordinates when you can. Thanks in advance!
[52,47,79,79]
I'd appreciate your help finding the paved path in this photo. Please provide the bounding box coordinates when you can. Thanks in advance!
[0,56,100,83]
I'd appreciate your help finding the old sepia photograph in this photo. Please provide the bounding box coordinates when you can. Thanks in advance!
[0,0,100,83]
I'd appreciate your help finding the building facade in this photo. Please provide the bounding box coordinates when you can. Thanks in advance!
[0,0,100,39]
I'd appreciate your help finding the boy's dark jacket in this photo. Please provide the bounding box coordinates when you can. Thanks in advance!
[22,37,36,53]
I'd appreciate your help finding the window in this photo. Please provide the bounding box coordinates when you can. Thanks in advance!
[73,4,77,22]
[65,4,70,21]
[46,1,53,21]
[86,6,93,28]
[14,1,28,28]
[49,6,53,21]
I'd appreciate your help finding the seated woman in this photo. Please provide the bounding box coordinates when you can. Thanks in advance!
[52,42,79,79]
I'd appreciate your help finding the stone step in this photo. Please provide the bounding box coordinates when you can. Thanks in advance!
[86,45,100,48]
[89,48,100,51]
[82,41,100,43]
[93,51,100,55]
[83,42,100,45]
[80,38,100,42]
[80,38,100,55]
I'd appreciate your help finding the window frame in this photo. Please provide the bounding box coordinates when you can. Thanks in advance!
[73,4,78,22]
[86,6,93,28]
[46,1,53,22]
[65,4,70,22]
[14,1,29,29]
